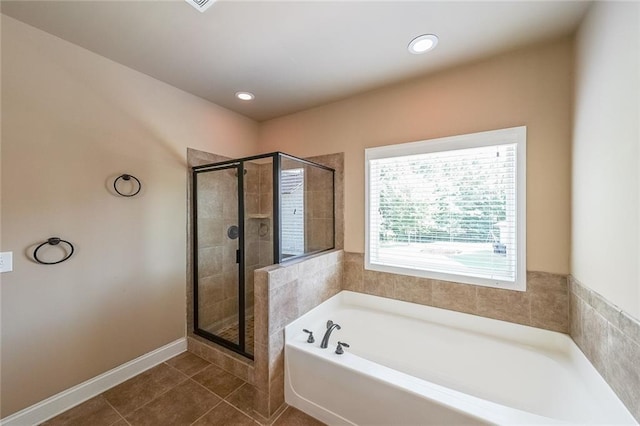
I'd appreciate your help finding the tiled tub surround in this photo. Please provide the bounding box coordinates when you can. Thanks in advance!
[254,250,344,419]
[569,276,640,422]
[343,252,569,333]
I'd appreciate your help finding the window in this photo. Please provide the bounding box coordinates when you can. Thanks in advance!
[281,168,305,256]
[365,127,526,290]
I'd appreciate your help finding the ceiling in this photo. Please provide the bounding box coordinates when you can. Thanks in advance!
[1,0,591,121]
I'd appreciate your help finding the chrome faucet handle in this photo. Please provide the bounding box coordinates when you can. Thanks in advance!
[302,329,315,343]
[335,341,350,355]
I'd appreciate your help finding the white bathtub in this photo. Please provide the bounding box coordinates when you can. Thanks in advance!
[284,291,636,425]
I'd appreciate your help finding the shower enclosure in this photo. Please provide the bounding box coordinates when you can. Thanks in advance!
[192,152,335,359]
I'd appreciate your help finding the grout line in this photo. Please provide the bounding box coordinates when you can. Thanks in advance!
[269,404,289,425]
[222,381,246,402]
[123,375,190,418]
[188,400,221,426]
[223,383,260,421]
[187,361,214,378]
[103,398,129,426]
[188,376,229,401]
[162,360,193,379]
[172,356,213,378]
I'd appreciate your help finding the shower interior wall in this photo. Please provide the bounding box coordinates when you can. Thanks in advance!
[194,158,275,347]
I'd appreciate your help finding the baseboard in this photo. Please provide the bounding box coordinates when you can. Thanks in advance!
[1,337,187,426]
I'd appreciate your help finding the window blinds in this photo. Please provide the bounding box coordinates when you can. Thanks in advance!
[368,143,518,284]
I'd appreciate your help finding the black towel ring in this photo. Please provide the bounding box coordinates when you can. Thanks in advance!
[114,174,142,197]
[33,237,75,265]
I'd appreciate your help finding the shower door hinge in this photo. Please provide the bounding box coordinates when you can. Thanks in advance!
[236,249,240,264]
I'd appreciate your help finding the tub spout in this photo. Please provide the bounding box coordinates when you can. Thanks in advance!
[320,320,341,348]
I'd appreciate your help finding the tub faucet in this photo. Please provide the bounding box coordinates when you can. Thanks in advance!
[320,320,341,348]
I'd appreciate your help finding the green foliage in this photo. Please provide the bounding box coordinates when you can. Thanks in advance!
[376,148,511,243]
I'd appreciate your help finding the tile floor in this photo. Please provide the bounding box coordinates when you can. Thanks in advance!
[40,352,324,426]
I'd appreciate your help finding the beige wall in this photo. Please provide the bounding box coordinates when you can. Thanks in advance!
[259,38,573,275]
[572,2,640,319]
[0,15,258,417]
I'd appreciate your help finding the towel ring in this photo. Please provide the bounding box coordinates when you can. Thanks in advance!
[114,174,142,197]
[33,237,75,265]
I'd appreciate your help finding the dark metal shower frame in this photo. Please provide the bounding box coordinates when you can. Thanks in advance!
[191,152,335,359]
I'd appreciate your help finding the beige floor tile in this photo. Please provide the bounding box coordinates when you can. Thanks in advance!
[165,352,211,376]
[125,379,221,426]
[40,395,122,426]
[103,363,187,416]
[192,401,256,426]
[225,383,260,420]
[192,364,245,398]
[272,407,325,426]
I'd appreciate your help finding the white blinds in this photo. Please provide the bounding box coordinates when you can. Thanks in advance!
[368,143,518,284]
[281,169,305,255]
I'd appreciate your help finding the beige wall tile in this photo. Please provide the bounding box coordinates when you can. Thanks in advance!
[393,276,432,306]
[569,291,585,348]
[591,291,623,327]
[186,337,252,383]
[268,281,300,333]
[363,270,395,298]
[569,277,640,421]
[530,291,569,333]
[607,324,640,421]
[476,287,531,325]
[619,312,640,347]
[197,219,224,248]
[345,252,569,333]
[253,341,269,392]
[527,271,567,293]
[432,280,477,315]
[268,373,285,416]
[343,260,364,292]
[344,252,364,264]
[198,247,224,278]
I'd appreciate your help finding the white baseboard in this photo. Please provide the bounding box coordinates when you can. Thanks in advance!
[1,338,187,426]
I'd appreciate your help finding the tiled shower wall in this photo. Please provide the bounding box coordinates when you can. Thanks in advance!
[245,161,275,314]
[307,153,344,250]
[569,276,640,421]
[343,252,569,333]
[305,163,334,252]
[195,168,241,332]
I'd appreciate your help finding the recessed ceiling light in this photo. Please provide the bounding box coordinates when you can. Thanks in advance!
[235,92,255,101]
[408,34,439,54]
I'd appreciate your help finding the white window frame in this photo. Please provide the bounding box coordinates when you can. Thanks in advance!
[365,126,527,291]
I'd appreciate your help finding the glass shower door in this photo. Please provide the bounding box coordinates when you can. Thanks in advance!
[193,163,245,354]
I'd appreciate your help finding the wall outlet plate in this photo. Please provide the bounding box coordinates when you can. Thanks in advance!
[0,252,13,272]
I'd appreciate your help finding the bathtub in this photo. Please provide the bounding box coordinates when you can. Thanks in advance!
[284,291,636,425]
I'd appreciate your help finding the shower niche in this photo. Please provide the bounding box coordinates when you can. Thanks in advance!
[192,152,335,358]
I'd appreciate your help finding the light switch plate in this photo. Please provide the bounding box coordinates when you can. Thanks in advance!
[0,252,13,272]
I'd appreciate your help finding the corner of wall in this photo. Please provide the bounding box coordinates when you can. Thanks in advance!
[568,276,640,421]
